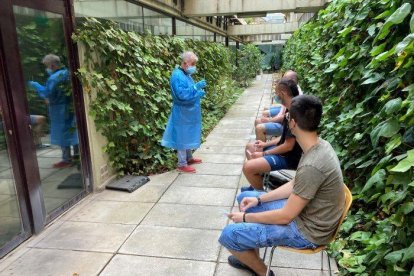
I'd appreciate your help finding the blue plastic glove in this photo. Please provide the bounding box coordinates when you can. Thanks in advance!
[197,89,205,98]
[194,79,207,90]
[28,81,37,88]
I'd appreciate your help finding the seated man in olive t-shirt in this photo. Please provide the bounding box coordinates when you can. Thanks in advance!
[219,95,345,276]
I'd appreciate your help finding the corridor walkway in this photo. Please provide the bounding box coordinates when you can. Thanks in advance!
[0,74,337,275]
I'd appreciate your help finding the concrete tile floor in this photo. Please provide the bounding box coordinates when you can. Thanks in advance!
[0,74,339,275]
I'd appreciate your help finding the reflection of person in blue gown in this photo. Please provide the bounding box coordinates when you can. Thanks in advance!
[29,54,78,168]
[161,51,207,173]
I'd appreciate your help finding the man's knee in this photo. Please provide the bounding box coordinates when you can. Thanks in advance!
[219,224,245,252]
[243,161,256,176]
[38,116,46,125]
[245,142,254,152]
[255,124,265,134]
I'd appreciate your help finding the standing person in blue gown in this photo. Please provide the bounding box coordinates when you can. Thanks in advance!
[29,54,78,168]
[161,51,207,173]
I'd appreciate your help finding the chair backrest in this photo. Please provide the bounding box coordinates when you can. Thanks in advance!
[329,184,353,243]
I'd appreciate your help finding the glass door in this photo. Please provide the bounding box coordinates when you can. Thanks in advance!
[13,5,85,215]
[0,106,26,258]
[0,0,91,257]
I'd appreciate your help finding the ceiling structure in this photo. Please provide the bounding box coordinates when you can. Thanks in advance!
[80,0,329,44]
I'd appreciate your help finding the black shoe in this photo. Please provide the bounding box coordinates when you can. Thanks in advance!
[227,255,275,276]
[228,255,257,275]
[240,185,255,192]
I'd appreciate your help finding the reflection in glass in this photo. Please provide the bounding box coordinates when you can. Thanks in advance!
[14,6,84,214]
[206,31,215,42]
[143,8,172,35]
[74,0,144,33]
[193,26,206,41]
[176,19,194,39]
[0,109,23,248]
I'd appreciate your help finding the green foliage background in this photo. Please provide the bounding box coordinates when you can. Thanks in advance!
[282,0,414,274]
[73,18,261,175]
[232,44,263,87]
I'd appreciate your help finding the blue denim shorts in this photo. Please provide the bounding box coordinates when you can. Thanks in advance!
[263,123,283,136]
[269,106,282,117]
[219,191,318,252]
[263,154,288,171]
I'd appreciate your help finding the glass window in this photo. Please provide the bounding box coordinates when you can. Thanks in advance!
[14,6,84,214]
[206,31,215,42]
[0,108,23,250]
[143,7,172,35]
[74,0,144,33]
[193,26,206,41]
[176,19,194,38]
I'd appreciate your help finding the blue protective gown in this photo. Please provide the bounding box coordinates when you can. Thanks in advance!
[161,67,205,150]
[30,68,78,147]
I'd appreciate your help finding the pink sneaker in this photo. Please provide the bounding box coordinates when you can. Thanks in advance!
[53,161,73,169]
[177,165,196,173]
[188,158,202,165]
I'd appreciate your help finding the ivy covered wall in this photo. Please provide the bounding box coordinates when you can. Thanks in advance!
[74,18,261,176]
[282,0,414,274]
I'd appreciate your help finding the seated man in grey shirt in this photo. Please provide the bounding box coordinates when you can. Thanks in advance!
[219,95,346,276]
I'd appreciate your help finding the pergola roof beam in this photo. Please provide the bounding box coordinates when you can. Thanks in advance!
[184,0,327,17]
[228,22,299,36]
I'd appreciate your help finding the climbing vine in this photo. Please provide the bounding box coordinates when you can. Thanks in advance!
[73,18,259,174]
[283,0,414,274]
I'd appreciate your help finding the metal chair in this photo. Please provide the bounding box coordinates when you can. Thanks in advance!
[263,170,295,191]
[265,184,353,276]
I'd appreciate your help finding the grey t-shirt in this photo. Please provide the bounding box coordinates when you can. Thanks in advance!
[293,138,345,245]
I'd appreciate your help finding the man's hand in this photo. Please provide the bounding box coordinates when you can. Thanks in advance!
[227,212,244,223]
[28,81,39,89]
[194,79,207,90]
[240,197,259,212]
[260,117,270,123]
[251,152,264,159]
[254,140,266,149]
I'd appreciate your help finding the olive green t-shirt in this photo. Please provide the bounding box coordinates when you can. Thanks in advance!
[293,138,345,245]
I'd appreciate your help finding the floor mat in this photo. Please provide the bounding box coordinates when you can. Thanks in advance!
[57,173,83,189]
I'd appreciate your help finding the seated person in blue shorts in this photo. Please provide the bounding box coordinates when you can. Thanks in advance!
[254,71,303,142]
[30,115,47,148]
[243,78,302,191]
[260,70,303,118]
[219,95,345,276]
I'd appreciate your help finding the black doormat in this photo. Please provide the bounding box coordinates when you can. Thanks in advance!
[57,173,83,189]
[106,175,150,193]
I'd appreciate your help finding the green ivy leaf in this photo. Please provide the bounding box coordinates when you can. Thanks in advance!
[324,63,339,73]
[350,231,372,241]
[361,169,386,193]
[391,149,414,172]
[410,12,414,33]
[401,202,414,215]
[370,42,387,56]
[385,249,404,263]
[383,98,402,114]
[367,24,376,36]
[395,34,414,54]
[362,73,384,85]
[385,134,401,154]
[376,3,412,41]
[370,118,400,147]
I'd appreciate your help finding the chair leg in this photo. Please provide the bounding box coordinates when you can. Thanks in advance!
[266,246,277,276]
[320,250,324,271]
[325,250,332,276]
[262,247,268,261]
[263,173,269,191]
